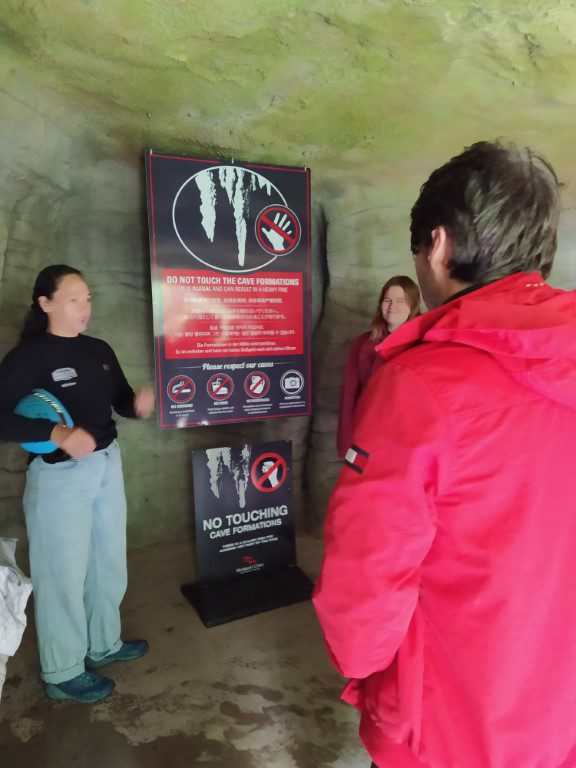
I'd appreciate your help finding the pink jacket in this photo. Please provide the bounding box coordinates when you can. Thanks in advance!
[337,331,385,458]
[314,272,576,768]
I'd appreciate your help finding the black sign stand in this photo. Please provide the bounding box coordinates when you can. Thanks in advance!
[181,440,314,627]
[181,565,314,628]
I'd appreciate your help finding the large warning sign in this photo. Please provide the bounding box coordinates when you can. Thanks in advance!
[145,153,312,428]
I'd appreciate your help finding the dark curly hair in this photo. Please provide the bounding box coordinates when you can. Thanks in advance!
[410,141,560,284]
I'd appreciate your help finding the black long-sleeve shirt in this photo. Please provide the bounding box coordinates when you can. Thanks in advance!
[0,333,136,455]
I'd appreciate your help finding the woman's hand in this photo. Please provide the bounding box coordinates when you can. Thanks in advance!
[51,424,96,458]
[134,387,155,419]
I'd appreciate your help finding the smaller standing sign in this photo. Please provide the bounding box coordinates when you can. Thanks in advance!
[181,440,314,626]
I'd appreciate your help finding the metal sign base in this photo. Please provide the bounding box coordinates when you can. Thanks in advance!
[181,566,314,628]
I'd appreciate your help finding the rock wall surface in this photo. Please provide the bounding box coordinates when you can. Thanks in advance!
[1,1,575,547]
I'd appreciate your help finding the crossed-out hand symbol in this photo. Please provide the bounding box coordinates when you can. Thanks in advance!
[262,212,293,251]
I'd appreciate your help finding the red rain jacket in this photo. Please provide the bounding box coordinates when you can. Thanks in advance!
[314,272,576,768]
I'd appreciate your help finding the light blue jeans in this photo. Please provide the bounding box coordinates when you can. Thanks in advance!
[24,440,127,683]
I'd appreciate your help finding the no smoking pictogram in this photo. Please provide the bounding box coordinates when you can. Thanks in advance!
[244,371,270,398]
[207,373,234,401]
[255,205,301,256]
[250,452,288,492]
[167,375,195,403]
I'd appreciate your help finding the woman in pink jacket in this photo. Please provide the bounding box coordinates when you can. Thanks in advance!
[337,276,420,458]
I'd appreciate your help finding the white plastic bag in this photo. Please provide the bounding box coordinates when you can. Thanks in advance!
[0,538,32,702]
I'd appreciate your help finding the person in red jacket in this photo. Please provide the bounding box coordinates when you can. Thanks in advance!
[313,141,576,768]
[337,276,420,458]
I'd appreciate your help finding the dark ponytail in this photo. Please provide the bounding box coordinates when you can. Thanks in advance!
[20,265,84,342]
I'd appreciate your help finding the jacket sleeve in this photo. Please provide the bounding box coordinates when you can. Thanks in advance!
[314,361,445,679]
[337,334,365,458]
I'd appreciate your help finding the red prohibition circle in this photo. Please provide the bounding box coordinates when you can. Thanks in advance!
[244,371,270,398]
[167,375,195,403]
[250,452,287,492]
[255,205,301,256]
[207,373,234,401]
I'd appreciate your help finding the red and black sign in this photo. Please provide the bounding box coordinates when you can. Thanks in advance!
[255,205,301,256]
[146,153,311,428]
[244,371,270,398]
[207,373,234,401]
[167,375,195,403]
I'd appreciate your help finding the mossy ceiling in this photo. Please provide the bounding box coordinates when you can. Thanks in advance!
[2,0,576,172]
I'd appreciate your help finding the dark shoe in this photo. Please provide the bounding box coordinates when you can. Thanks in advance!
[85,640,149,670]
[45,671,115,703]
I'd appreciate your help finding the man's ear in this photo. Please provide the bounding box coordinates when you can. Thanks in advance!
[428,226,452,276]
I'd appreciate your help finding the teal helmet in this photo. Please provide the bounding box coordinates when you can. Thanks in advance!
[14,389,73,454]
